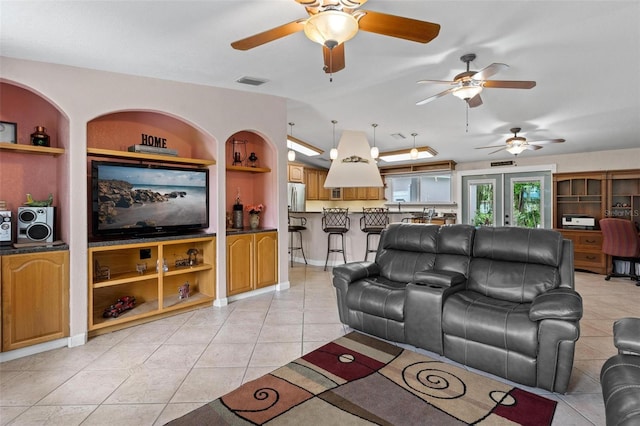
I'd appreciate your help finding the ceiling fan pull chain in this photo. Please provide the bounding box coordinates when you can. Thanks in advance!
[465,104,469,133]
[329,47,334,82]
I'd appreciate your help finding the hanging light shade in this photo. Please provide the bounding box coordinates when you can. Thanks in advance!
[506,142,527,155]
[304,10,359,48]
[324,130,383,188]
[329,119,338,160]
[288,149,296,161]
[410,132,419,159]
[370,123,379,159]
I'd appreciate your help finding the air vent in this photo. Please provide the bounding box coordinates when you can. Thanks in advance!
[236,76,268,86]
[390,133,406,140]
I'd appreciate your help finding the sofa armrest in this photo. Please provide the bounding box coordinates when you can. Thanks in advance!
[413,270,466,288]
[613,317,640,355]
[529,288,583,321]
[332,262,380,284]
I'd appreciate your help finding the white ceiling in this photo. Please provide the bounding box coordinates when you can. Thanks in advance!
[1,1,639,168]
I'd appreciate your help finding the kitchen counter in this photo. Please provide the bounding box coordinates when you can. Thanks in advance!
[287,210,456,268]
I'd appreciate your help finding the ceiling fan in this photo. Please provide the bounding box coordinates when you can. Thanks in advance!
[475,127,565,155]
[230,0,440,75]
[416,53,536,107]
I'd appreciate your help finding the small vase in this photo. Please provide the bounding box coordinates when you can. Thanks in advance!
[249,213,260,229]
[31,126,50,147]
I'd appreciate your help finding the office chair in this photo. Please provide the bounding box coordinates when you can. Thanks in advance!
[599,218,640,286]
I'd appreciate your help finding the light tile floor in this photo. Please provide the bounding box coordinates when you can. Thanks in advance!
[0,266,637,425]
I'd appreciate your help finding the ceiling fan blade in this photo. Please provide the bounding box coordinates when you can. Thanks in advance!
[472,63,508,80]
[323,43,345,73]
[417,79,457,85]
[475,144,508,149]
[482,80,537,89]
[528,138,565,145]
[488,147,506,155]
[357,10,440,43]
[231,19,305,50]
[467,94,483,108]
[416,87,456,106]
[525,144,543,151]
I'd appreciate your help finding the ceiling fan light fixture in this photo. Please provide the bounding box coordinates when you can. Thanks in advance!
[506,143,526,155]
[452,83,483,100]
[304,10,359,47]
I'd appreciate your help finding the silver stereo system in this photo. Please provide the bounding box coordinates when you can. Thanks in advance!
[0,210,12,245]
[562,214,596,230]
[17,206,55,243]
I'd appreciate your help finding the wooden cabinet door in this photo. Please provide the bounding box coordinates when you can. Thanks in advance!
[343,187,357,200]
[226,234,254,296]
[2,251,69,351]
[306,169,319,200]
[367,187,382,200]
[255,232,278,289]
[288,164,304,183]
[318,170,331,200]
[357,187,368,200]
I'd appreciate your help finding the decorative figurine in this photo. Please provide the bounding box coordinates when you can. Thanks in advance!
[94,259,110,281]
[136,263,147,275]
[187,248,199,266]
[24,193,53,207]
[178,281,190,299]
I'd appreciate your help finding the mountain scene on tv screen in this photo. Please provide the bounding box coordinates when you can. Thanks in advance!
[97,165,207,230]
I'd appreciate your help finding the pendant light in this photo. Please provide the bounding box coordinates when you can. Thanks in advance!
[287,122,296,161]
[329,120,338,160]
[410,133,419,159]
[370,123,379,159]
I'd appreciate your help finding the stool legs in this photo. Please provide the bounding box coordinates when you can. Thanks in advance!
[289,230,307,267]
[324,232,347,271]
[364,232,380,261]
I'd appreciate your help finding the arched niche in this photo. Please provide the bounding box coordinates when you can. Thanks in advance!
[0,80,70,240]
[87,110,215,161]
[224,130,277,229]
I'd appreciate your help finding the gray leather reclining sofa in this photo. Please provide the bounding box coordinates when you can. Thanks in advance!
[333,223,583,393]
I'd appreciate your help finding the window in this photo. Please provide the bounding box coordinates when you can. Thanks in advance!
[386,172,452,203]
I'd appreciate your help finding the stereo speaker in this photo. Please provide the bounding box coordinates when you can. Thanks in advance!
[0,210,11,245]
[17,206,55,243]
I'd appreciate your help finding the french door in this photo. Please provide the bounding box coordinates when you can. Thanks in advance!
[460,167,553,228]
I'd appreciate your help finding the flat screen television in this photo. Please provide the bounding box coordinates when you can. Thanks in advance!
[91,160,209,238]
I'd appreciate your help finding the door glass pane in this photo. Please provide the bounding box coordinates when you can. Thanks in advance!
[469,180,495,226]
[511,180,542,228]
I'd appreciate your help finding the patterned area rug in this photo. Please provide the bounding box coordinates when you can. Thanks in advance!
[167,332,556,425]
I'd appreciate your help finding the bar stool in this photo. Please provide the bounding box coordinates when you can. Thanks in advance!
[360,207,389,261]
[288,211,307,267]
[322,207,350,271]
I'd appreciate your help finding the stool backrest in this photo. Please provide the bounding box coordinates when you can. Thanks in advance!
[322,207,350,231]
[361,207,389,230]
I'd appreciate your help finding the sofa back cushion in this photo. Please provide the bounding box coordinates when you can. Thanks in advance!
[469,227,564,302]
[376,224,474,283]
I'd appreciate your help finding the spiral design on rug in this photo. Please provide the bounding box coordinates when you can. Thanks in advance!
[402,361,466,399]
[236,387,280,413]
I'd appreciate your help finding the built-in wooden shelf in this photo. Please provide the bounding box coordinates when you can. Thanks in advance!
[87,147,216,167]
[226,165,271,173]
[0,142,65,156]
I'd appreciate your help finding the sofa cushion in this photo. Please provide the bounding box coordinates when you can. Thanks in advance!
[442,290,538,358]
[600,354,640,426]
[468,258,560,303]
[346,277,406,321]
[473,226,564,267]
[377,224,439,283]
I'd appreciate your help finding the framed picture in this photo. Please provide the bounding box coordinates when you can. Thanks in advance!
[0,121,17,144]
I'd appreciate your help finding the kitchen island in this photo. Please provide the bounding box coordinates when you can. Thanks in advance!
[288,210,456,267]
